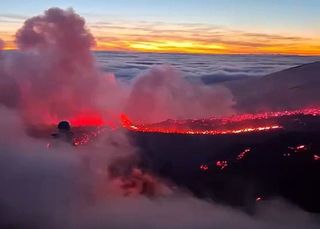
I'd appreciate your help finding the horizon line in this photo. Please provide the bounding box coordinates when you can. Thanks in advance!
[2,48,320,57]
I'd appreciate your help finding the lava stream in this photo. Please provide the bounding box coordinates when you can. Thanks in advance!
[120,108,320,135]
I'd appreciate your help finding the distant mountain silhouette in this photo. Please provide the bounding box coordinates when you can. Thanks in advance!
[227,61,320,112]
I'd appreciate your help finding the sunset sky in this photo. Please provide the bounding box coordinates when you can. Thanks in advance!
[1,0,319,55]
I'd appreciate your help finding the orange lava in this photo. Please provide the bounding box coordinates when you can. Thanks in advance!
[314,155,320,161]
[69,115,106,126]
[120,114,282,135]
[216,108,320,124]
[120,108,320,136]
[237,148,251,160]
[216,160,228,170]
[49,113,116,128]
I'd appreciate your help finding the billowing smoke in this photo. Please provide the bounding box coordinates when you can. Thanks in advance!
[125,65,235,123]
[0,8,319,229]
[1,8,122,125]
[0,7,235,126]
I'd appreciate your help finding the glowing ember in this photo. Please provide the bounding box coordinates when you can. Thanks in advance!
[237,148,251,160]
[216,160,228,170]
[283,153,291,158]
[288,145,308,153]
[297,145,306,150]
[72,127,106,146]
[314,155,320,161]
[200,164,209,171]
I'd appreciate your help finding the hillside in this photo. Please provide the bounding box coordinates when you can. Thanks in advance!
[227,61,320,112]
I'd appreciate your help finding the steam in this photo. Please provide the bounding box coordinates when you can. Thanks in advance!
[0,107,319,228]
[0,7,235,125]
[0,7,319,228]
[1,8,121,125]
[125,65,235,123]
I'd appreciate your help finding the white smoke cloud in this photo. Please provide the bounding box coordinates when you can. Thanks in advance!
[2,8,116,124]
[125,65,235,123]
[0,8,235,126]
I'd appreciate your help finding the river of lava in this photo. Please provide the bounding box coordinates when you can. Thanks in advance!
[120,108,320,135]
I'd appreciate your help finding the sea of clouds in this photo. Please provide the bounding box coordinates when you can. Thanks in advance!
[94,51,320,83]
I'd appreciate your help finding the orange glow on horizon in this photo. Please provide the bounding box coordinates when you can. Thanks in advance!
[1,21,320,55]
[93,36,320,55]
[2,39,320,56]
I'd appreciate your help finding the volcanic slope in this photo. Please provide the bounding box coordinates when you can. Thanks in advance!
[227,61,320,112]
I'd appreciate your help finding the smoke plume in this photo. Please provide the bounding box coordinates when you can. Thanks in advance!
[1,8,121,125]
[125,65,235,123]
[0,7,235,125]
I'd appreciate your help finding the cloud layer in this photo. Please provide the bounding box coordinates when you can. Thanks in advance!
[95,51,320,83]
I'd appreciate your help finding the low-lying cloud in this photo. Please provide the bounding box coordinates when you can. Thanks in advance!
[0,107,319,228]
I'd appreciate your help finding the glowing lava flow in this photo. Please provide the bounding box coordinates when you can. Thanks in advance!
[48,113,116,128]
[216,108,320,124]
[314,155,320,161]
[128,124,282,135]
[69,115,106,127]
[216,160,228,170]
[120,108,320,136]
[72,129,102,146]
[120,114,282,135]
[237,148,251,160]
